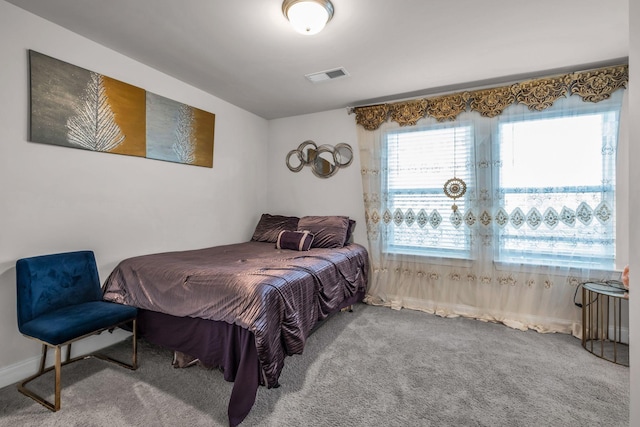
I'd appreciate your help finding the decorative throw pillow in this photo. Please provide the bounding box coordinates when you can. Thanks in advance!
[344,219,356,245]
[297,215,350,248]
[276,230,314,251]
[251,214,299,243]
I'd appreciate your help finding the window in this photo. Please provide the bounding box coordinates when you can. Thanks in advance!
[384,124,473,259]
[496,110,618,268]
[382,97,621,269]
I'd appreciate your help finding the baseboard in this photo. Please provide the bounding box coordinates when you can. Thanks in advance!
[0,356,40,390]
[0,329,132,389]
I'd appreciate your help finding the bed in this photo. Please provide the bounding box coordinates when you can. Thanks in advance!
[102,214,369,426]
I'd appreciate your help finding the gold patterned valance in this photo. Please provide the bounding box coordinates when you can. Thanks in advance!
[353,65,628,130]
[389,99,428,126]
[513,76,568,112]
[354,104,389,131]
[427,93,468,122]
[469,86,516,118]
[568,66,628,102]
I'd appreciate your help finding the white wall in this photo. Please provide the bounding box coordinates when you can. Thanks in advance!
[267,109,367,245]
[628,2,639,425]
[0,1,268,384]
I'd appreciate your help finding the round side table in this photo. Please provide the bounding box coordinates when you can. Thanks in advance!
[581,282,629,366]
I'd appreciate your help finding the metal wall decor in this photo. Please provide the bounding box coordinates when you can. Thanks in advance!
[286,140,353,178]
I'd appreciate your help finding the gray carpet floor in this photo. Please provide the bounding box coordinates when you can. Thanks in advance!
[0,303,629,426]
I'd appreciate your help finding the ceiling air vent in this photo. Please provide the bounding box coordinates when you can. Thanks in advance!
[305,67,350,83]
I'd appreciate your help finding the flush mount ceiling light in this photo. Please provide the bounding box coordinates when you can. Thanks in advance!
[282,0,334,35]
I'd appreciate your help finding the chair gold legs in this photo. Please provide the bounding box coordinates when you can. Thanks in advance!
[17,344,59,411]
[93,319,138,370]
[17,319,137,412]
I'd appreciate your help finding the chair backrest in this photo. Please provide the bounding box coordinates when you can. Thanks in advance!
[16,251,102,329]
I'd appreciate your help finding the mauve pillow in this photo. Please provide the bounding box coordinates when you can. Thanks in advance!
[276,230,314,251]
[251,214,299,243]
[297,216,350,248]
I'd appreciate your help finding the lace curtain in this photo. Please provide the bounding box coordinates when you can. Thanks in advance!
[355,66,627,336]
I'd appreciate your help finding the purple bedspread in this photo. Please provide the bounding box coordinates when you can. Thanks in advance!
[102,241,369,389]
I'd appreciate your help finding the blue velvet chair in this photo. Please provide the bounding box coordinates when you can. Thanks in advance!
[16,250,138,411]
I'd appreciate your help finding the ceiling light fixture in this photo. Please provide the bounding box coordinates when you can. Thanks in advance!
[282,0,334,35]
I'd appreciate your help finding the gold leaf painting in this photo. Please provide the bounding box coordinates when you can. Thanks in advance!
[29,50,214,168]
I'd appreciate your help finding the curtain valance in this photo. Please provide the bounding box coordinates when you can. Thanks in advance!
[353,65,628,130]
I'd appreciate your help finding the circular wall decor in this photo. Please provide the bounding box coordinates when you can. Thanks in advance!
[286,141,353,178]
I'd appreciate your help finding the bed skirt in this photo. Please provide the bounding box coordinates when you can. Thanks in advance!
[137,289,365,426]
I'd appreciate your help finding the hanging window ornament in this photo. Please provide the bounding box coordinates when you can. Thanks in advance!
[443,126,467,212]
[444,177,467,212]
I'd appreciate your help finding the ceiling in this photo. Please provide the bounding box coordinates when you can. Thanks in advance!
[6,0,629,120]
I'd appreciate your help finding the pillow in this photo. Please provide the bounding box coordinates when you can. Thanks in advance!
[297,215,350,248]
[251,214,299,243]
[276,230,314,251]
[344,219,356,245]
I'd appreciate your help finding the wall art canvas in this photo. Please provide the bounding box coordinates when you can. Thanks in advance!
[146,92,215,167]
[28,50,215,167]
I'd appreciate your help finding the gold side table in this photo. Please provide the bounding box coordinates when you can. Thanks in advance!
[581,282,629,366]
